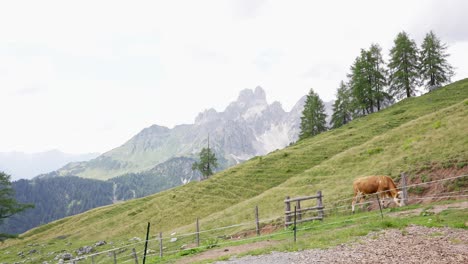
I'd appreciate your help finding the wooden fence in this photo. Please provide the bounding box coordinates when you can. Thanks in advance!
[284,191,324,227]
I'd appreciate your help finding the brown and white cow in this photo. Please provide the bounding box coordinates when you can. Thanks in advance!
[351,175,403,213]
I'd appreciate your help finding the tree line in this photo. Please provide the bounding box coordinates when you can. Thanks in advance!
[299,30,454,139]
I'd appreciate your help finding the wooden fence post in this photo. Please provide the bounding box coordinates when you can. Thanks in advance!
[296,200,302,220]
[159,232,163,258]
[401,172,408,206]
[255,206,260,236]
[132,248,139,264]
[285,196,291,227]
[91,255,95,264]
[317,191,324,220]
[196,218,200,247]
[113,250,117,264]
[293,206,297,243]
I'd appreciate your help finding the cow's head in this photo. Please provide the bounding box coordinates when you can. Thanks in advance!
[394,191,404,206]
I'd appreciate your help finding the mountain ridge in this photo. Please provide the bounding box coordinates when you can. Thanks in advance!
[54,86,326,180]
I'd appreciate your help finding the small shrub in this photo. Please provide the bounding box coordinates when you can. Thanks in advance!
[421,174,431,183]
[432,120,442,129]
[456,162,467,169]
[420,210,435,217]
[179,248,202,256]
[202,238,218,249]
[442,161,453,169]
[409,186,425,194]
[380,221,397,228]
[391,109,406,115]
[366,147,384,156]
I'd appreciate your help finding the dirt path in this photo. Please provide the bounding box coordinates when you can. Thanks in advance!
[215,225,468,263]
[176,240,280,264]
[175,202,468,263]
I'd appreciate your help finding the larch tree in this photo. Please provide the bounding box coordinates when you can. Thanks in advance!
[419,31,454,91]
[348,50,371,116]
[0,171,34,241]
[368,44,389,111]
[388,31,420,99]
[192,137,218,180]
[299,88,327,140]
[331,81,353,129]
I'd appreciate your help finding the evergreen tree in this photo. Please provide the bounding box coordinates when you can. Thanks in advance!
[368,44,388,111]
[192,138,218,180]
[0,171,33,241]
[299,88,327,140]
[348,50,369,116]
[388,31,420,99]
[331,81,353,129]
[419,31,454,90]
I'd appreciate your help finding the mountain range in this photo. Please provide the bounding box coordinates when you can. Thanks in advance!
[0,150,99,181]
[53,86,332,181]
[4,86,333,235]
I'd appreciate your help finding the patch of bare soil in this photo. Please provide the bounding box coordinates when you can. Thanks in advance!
[215,225,468,264]
[389,200,468,217]
[175,240,280,264]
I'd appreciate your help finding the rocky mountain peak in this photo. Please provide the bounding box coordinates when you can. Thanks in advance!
[195,108,219,124]
[236,86,267,107]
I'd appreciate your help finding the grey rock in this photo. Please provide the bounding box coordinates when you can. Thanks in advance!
[76,246,94,255]
[94,240,106,247]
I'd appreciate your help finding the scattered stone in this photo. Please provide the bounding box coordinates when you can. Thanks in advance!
[17,251,24,257]
[170,237,178,243]
[55,252,73,261]
[76,246,94,255]
[58,259,64,264]
[95,240,107,247]
[28,249,37,254]
[146,249,156,254]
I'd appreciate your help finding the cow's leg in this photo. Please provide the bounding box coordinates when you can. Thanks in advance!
[352,194,357,214]
[359,194,366,211]
[352,192,362,213]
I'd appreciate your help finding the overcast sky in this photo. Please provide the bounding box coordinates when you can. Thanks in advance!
[1,0,467,154]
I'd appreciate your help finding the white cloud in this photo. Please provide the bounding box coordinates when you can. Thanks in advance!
[0,0,466,153]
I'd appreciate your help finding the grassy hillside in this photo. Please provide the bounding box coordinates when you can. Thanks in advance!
[1,79,467,263]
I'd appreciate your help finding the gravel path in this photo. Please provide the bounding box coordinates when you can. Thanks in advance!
[214,225,468,264]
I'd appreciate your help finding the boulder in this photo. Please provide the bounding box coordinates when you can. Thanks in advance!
[94,241,107,247]
[76,246,94,255]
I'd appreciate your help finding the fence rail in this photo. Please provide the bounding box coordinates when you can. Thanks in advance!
[67,173,467,264]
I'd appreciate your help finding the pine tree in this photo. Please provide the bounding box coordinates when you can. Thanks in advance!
[349,50,371,116]
[299,88,327,140]
[388,31,420,99]
[331,81,353,129]
[368,44,389,111]
[0,171,34,241]
[192,137,218,180]
[419,31,454,90]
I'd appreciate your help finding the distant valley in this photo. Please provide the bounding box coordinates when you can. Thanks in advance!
[0,150,99,181]
[4,86,332,235]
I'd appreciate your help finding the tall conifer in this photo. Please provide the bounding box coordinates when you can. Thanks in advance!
[419,31,454,90]
[299,88,327,140]
[388,31,420,99]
